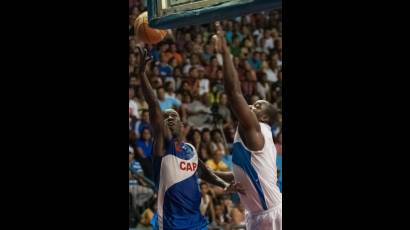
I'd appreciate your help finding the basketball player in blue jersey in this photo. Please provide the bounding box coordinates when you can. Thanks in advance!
[213,23,282,229]
[137,47,245,230]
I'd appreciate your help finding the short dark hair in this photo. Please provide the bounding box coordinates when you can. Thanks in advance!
[210,129,222,137]
[201,128,210,134]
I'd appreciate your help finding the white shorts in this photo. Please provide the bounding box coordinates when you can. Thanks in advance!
[245,205,282,230]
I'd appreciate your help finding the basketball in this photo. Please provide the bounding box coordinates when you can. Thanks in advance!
[134,11,167,44]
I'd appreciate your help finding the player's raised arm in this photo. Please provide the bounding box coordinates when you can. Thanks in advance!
[212,23,264,151]
[137,47,170,157]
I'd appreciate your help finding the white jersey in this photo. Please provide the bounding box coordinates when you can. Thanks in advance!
[232,122,282,213]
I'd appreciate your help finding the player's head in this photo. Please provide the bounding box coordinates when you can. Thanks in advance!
[163,109,182,137]
[249,100,276,125]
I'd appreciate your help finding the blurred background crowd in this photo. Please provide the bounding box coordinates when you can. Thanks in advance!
[129,1,282,229]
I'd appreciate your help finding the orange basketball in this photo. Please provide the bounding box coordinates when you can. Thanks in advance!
[134,12,167,44]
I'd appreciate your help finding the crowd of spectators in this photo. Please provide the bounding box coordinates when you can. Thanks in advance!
[129,1,282,229]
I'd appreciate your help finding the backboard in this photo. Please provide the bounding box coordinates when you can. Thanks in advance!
[147,0,282,29]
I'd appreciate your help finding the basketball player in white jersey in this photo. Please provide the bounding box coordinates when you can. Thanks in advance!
[137,47,245,230]
[212,23,282,230]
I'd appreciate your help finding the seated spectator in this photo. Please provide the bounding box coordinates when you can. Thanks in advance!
[206,149,229,172]
[198,69,210,96]
[134,109,151,139]
[256,72,271,100]
[210,129,228,155]
[169,43,183,65]
[129,87,140,119]
[135,127,153,159]
[186,94,213,128]
[214,93,233,129]
[200,182,216,224]
[186,128,202,156]
[158,53,173,77]
[129,148,154,225]
[157,87,181,111]
[164,81,177,99]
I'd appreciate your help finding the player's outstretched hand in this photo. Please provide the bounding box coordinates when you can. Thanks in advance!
[225,182,246,195]
[211,21,229,54]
